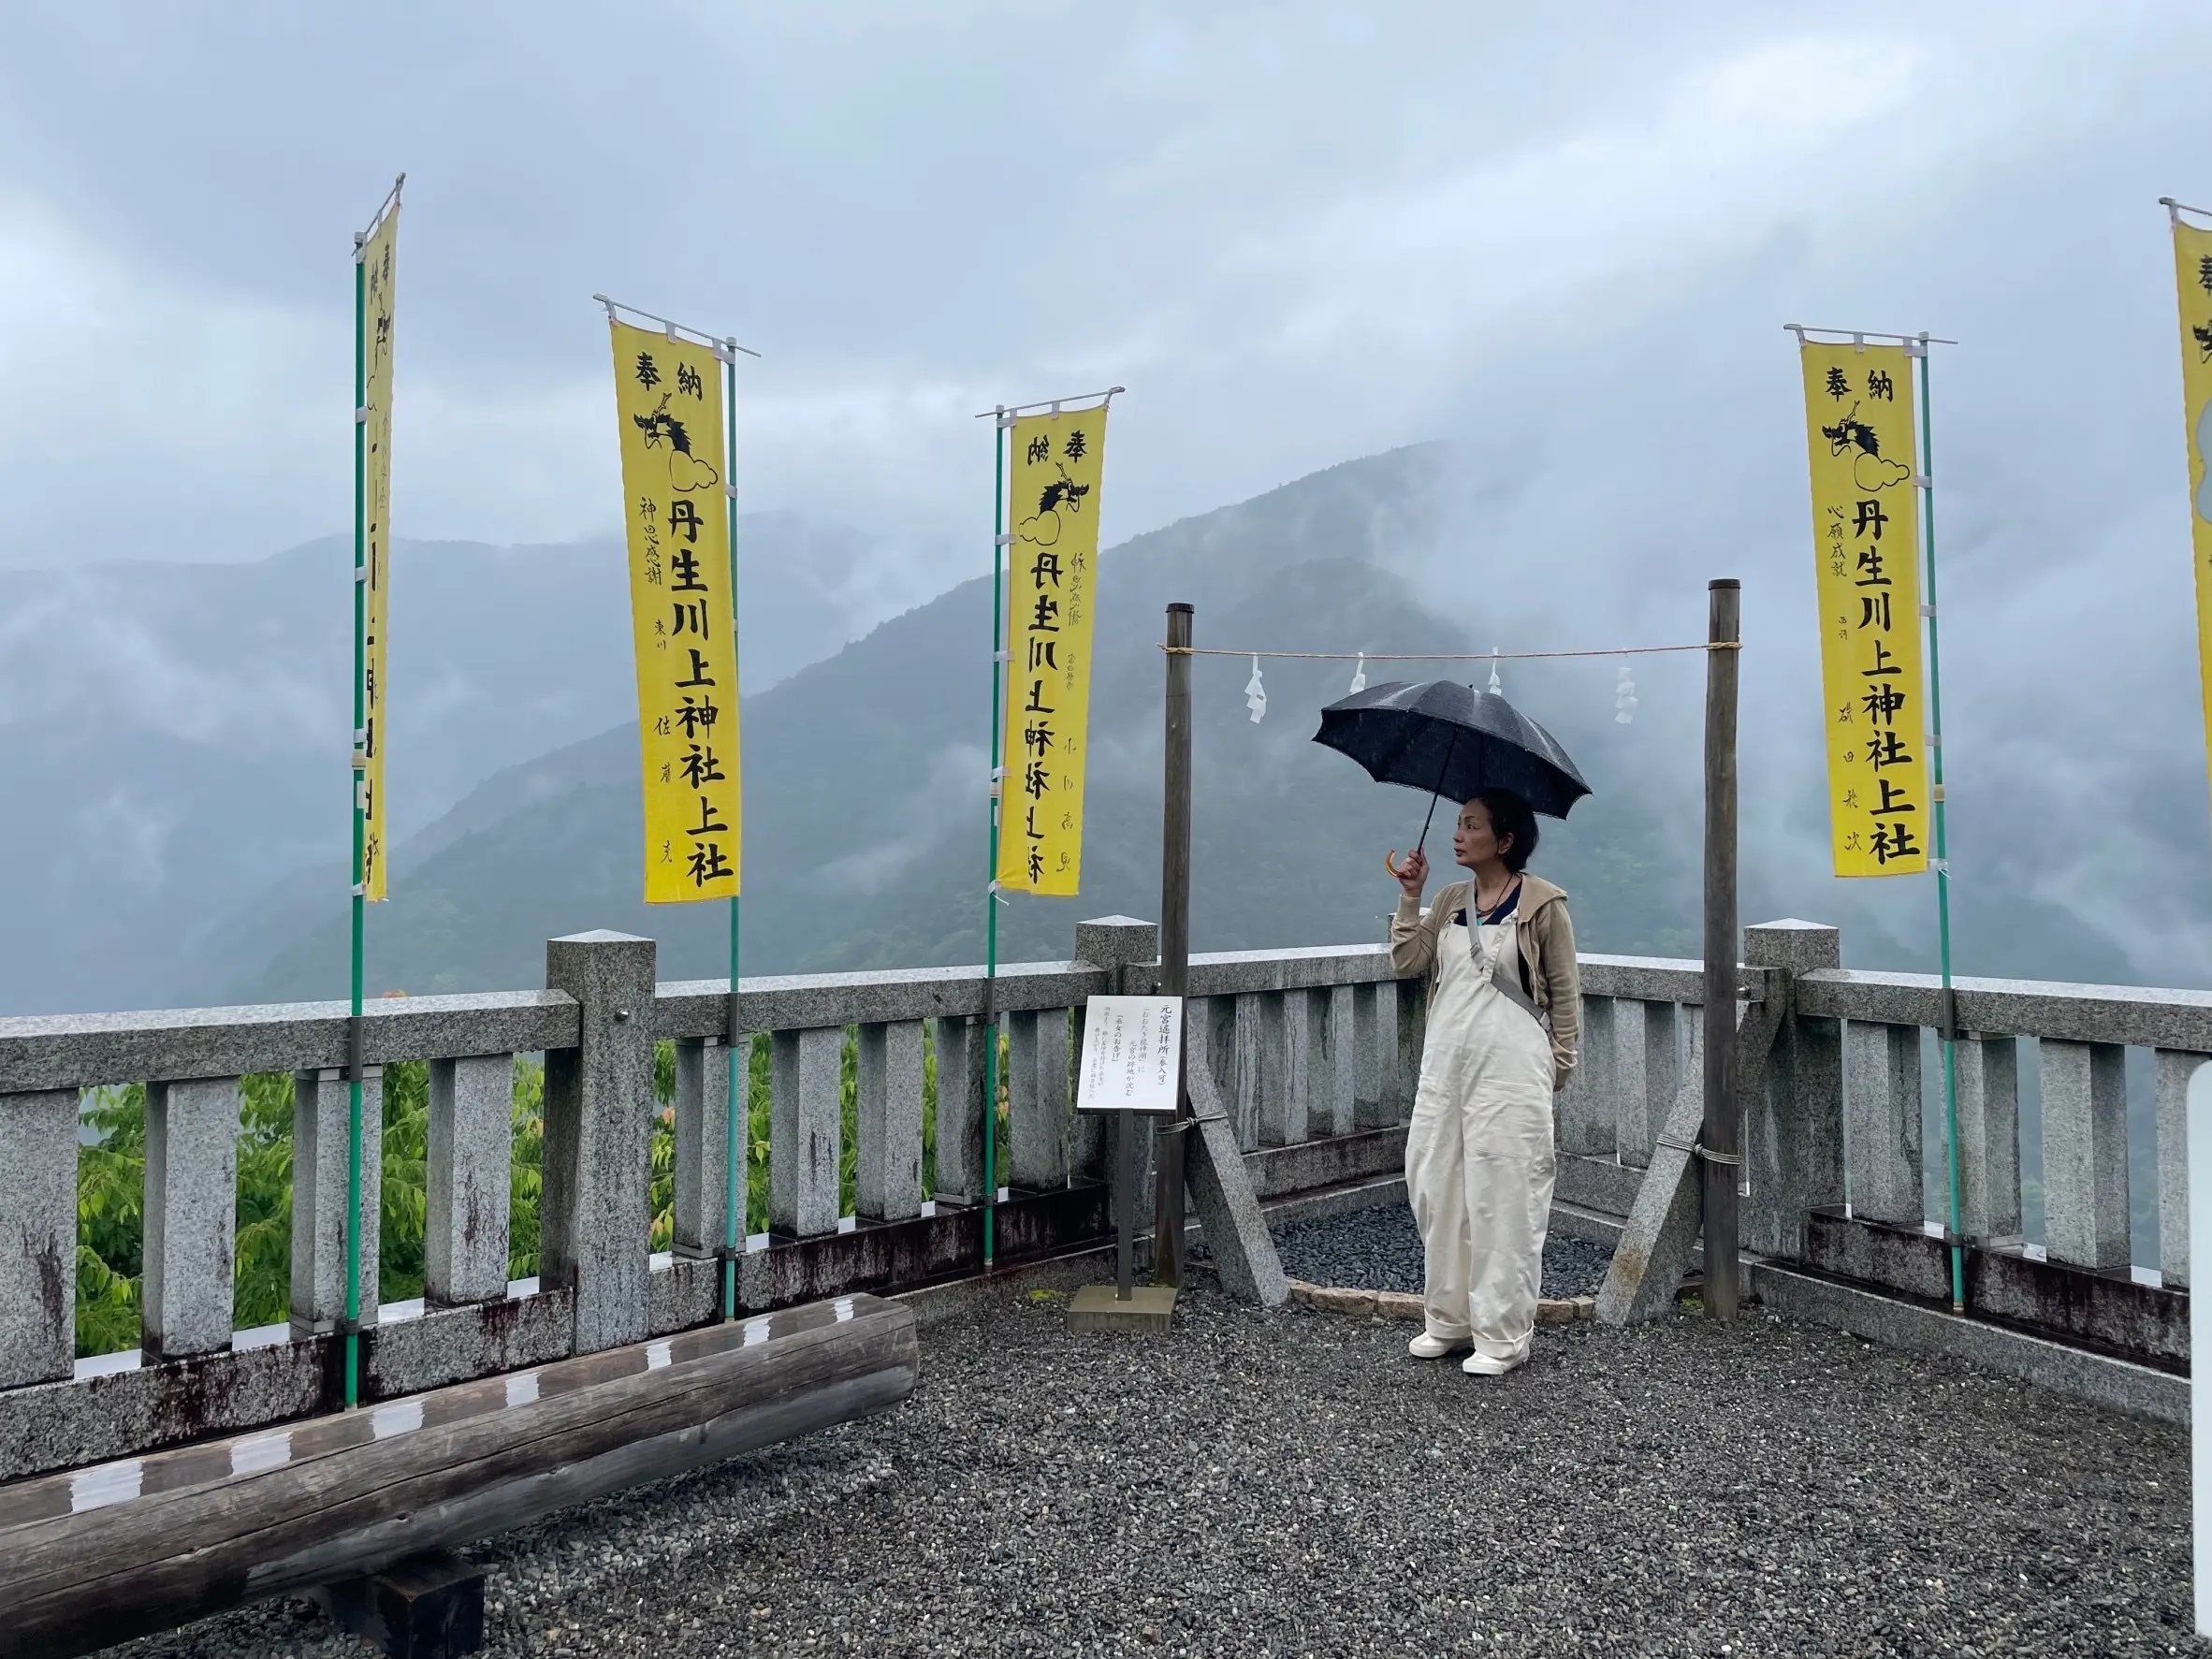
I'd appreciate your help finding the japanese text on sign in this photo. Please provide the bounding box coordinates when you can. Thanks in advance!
[1797,341,1929,878]
[358,200,399,900]
[997,406,1108,896]
[610,319,742,902]
[2169,216,2212,821]
[1076,996,1184,1113]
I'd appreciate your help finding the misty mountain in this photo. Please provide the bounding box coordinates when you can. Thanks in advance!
[0,515,910,1014]
[216,446,1713,1000]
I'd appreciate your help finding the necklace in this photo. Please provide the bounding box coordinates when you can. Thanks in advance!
[1472,875,1521,920]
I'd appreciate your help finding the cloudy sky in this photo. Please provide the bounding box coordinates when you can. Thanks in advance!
[6,2,2212,976]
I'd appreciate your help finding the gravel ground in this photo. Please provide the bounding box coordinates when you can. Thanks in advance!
[105,1272,2189,1659]
[1274,1203,1615,1300]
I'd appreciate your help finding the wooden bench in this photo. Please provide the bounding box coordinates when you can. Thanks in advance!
[0,1292,918,1659]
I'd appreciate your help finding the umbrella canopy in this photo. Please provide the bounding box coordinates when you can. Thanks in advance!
[1312,678,1592,819]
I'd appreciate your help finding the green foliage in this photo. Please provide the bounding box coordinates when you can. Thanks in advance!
[746,1034,772,1235]
[649,1039,676,1254]
[840,1027,858,1218]
[76,1084,145,1357]
[232,1072,294,1328]
[379,1062,428,1303]
[76,1055,554,1356]
[921,1023,938,1201]
[510,1055,545,1281]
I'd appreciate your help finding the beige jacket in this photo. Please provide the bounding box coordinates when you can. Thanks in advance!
[1389,872,1581,1086]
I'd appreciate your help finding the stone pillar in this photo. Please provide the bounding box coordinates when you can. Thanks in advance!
[541,929,656,1355]
[1239,994,1273,1150]
[1281,987,1324,1145]
[1351,982,1387,1129]
[1008,1009,1070,1189]
[2040,1039,2130,1270]
[671,1037,734,1259]
[2155,1049,2206,1287]
[1616,1002,1678,1170]
[1953,1036,2021,1244]
[1741,920,1844,1261]
[144,1076,240,1359]
[1845,1021,1923,1227]
[770,1026,844,1236]
[1556,995,1617,1157]
[0,1089,79,1387]
[930,1015,989,1205]
[290,1067,384,1337]
[426,1054,514,1305]
[855,1021,925,1221]
[1073,916,1158,984]
[1327,986,1359,1137]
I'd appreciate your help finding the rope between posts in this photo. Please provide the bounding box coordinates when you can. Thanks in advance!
[1157,642,1739,662]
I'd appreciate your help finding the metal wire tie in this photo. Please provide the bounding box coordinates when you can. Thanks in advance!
[1655,1136,1741,1168]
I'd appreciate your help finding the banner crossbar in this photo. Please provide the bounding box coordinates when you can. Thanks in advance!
[595,293,762,358]
[2161,196,2212,226]
[1163,641,1734,662]
[1785,324,1957,347]
[354,174,405,257]
[973,386,1123,419]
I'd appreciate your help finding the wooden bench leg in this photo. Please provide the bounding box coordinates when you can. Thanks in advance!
[314,1550,487,1658]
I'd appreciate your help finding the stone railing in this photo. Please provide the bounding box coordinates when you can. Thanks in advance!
[0,917,1432,1480]
[4,911,2201,1479]
[1550,919,2204,1376]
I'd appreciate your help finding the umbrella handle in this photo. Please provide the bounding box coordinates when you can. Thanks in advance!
[1384,849,1411,880]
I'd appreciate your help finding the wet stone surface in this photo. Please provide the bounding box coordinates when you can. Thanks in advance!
[1273,1203,1615,1300]
[102,1272,2189,1659]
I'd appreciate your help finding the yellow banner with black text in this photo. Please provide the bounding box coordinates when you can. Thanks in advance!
[2169,215,2212,821]
[1797,340,1930,878]
[358,201,398,900]
[997,406,1108,895]
[611,320,742,902]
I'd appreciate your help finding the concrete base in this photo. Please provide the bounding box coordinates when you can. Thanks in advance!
[1750,1259,2188,1425]
[1066,1284,1178,1333]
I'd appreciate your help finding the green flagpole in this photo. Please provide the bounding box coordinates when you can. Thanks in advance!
[982,408,1008,1268]
[1915,331,1968,1316]
[345,230,369,1409]
[722,340,743,1321]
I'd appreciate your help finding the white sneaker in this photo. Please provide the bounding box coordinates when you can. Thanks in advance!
[1462,1350,1526,1376]
[1407,1332,1472,1360]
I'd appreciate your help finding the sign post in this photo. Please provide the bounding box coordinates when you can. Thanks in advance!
[1067,995,1183,1333]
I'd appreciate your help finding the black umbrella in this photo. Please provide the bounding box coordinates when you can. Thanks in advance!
[1311,678,1592,866]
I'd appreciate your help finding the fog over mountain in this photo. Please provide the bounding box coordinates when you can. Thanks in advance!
[190,446,2161,1007]
[7,7,2212,1012]
[0,515,935,1012]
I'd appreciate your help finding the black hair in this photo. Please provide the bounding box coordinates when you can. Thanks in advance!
[1473,788,1538,873]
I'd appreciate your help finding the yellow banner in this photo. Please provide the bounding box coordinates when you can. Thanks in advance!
[357,201,399,900]
[997,406,1108,895]
[2171,215,2212,817]
[611,320,741,902]
[1798,341,1929,877]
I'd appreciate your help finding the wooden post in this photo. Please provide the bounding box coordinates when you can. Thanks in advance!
[1116,1108,1136,1298]
[1153,602,1194,1287]
[1700,578,1742,1320]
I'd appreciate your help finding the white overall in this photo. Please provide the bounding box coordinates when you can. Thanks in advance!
[1404,908,1558,1361]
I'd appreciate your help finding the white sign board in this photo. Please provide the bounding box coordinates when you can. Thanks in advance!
[1076,996,1184,1114]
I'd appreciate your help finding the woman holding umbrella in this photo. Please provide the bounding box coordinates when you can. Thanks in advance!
[1389,789,1579,1375]
[1314,677,1589,1375]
